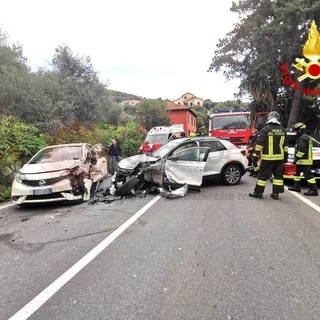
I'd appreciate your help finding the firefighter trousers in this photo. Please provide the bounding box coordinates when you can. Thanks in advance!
[294,165,317,186]
[254,160,284,194]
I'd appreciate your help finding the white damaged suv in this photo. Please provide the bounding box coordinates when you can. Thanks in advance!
[113,136,248,195]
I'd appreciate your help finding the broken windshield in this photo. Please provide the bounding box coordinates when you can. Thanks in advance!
[29,145,84,164]
[146,133,168,144]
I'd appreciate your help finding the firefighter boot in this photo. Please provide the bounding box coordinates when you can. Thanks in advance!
[304,184,319,196]
[270,193,279,200]
[248,169,254,176]
[288,181,301,193]
[249,192,263,198]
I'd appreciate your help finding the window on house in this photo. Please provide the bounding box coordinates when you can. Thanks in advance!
[184,102,188,106]
[184,96,187,99]
[190,102,193,106]
[197,102,200,105]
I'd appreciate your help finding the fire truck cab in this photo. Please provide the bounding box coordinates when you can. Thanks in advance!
[208,110,269,146]
[208,110,251,145]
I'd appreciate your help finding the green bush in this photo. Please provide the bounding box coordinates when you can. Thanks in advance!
[0,115,46,201]
[47,121,105,145]
[99,122,146,157]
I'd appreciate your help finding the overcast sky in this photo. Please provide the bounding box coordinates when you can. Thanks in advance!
[0,0,241,102]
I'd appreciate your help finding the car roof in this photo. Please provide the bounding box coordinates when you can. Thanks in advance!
[178,136,226,142]
[42,143,87,149]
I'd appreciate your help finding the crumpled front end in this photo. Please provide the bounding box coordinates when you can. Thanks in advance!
[11,166,93,204]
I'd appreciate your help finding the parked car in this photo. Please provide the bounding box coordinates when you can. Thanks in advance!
[112,136,248,196]
[283,131,320,180]
[11,143,108,205]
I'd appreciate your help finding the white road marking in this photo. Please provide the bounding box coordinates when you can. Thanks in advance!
[286,187,320,213]
[8,195,162,320]
[0,201,15,209]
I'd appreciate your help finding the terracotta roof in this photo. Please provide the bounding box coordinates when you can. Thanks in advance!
[165,102,198,117]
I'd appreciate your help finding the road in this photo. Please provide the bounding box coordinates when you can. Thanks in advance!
[1,175,320,320]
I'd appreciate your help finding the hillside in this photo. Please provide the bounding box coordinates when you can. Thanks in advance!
[108,90,143,103]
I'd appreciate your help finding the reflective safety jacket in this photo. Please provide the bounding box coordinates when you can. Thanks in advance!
[295,133,313,165]
[254,123,288,161]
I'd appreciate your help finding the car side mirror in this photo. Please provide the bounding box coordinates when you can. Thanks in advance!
[168,155,178,161]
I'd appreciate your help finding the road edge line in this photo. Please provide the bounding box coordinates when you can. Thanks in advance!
[8,195,162,320]
[285,187,320,213]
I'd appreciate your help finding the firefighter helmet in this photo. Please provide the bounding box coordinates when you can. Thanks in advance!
[293,122,306,131]
[267,111,280,121]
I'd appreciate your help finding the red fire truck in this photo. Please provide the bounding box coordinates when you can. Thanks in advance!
[208,110,269,145]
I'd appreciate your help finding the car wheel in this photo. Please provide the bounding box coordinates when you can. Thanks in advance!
[222,164,242,185]
[115,176,140,196]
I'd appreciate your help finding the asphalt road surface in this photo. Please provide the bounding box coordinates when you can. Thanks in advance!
[1,175,320,320]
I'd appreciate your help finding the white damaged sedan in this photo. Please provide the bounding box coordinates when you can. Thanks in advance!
[11,143,108,205]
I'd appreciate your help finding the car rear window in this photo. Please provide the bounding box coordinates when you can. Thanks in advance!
[199,140,226,152]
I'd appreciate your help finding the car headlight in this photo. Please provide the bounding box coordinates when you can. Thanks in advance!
[15,171,26,184]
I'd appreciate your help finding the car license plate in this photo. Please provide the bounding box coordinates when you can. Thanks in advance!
[33,188,52,195]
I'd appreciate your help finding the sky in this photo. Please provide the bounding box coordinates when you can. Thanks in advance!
[0,0,241,102]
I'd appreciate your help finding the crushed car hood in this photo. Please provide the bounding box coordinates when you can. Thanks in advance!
[118,155,159,170]
[20,159,82,174]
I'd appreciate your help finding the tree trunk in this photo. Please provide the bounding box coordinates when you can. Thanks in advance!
[287,84,304,128]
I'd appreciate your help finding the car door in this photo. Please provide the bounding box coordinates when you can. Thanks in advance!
[199,140,227,176]
[164,147,210,187]
[89,144,108,181]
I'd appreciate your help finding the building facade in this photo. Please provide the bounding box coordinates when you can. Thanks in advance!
[174,92,204,107]
[165,101,197,136]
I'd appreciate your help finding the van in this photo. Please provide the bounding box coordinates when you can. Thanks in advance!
[139,124,185,153]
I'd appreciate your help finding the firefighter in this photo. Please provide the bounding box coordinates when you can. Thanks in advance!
[246,128,259,177]
[288,122,318,196]
[249,111,288,200]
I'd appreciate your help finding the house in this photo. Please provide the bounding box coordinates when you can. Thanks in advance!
[174,92,204,107]
[165,101,197,136]
[120,99,141,106]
